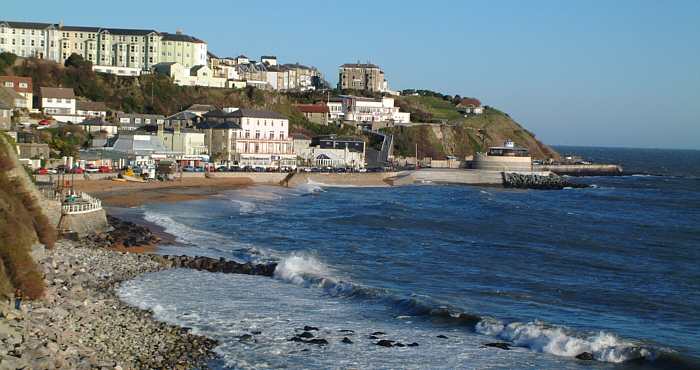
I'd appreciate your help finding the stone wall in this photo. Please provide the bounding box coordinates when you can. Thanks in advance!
[58,208,110,236]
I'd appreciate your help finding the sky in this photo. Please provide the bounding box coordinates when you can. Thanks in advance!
[4,0,699,149]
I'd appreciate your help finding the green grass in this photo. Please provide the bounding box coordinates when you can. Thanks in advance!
[399,96,463,121]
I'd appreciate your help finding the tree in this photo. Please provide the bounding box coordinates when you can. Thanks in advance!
[64,53,91,69]
[0,52,17,72]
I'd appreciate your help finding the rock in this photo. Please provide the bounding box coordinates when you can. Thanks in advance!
[576,352,594,360]
[338,329,355,334]
[306,339,328,346]
[303,326,319,332]
[341,337,353,344]
[238,334,254,343]
[483,342,510,350]
[376,340,395,347]
[371,331,386,336]
[407,342,419,347]
[288,337,304,343]
[298,332,314,339]
[394,342,406,347]
[436,335,448,339]
[368,335,379,340]
[251,331,262,335]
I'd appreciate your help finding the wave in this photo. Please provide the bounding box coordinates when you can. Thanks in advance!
[272,253,696,367]
[228,199,258,215]
[143,209,277,263]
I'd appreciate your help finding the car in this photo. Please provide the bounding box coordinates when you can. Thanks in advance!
[35,168,49,175]
[85,166,100,173]
[38,119,51,126]
[98,166,112,173]
[182,166,195,172]
[194,167,205,172]
[70,167,84,174]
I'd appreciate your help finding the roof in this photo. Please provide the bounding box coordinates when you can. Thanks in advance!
[111,133,168,154]
[166,111,198,121]
[0,21,57,29]
[0,86,25,106]
[186,104,215,112]
[190,65,207,75]
[76,100,108,112]
[116,112,164,119]
[237,55,249,59]
[202,109,236,118]
[0,76,33,93]
[0,99,11,110]
[340,63,381,69]
[40,87,75,99]
[196,120,241,130]
[81,117,115,126]
[261,55,277,59]
[230,108,287,120]
[207,51,219,59]
[295,104,329,114]
[291,133,311,140]
[161,32,205,43]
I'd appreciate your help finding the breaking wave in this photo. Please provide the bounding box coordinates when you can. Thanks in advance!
[272,253,694,367]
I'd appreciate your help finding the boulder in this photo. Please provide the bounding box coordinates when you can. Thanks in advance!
[576,352,594,360]
[483,342,510,350]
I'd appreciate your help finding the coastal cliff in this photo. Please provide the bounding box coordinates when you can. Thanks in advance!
[0,133,57,300]
[384,106,559,160]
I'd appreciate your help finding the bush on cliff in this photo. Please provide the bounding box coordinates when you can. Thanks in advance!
[0,134,52,299]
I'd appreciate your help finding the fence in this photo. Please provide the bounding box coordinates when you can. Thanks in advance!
[61,192,103,215]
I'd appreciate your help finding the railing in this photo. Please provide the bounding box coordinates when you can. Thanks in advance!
[61,191,103,215]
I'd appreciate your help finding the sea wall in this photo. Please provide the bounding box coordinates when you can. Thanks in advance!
[285,172,398,187]
[534,164,623,176]
[205,172,288,184]
[58,208,110,236]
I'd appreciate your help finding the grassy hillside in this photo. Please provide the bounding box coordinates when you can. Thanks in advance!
[0,133,55,300]
[385,97,559,160]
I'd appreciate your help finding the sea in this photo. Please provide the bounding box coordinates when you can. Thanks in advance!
[115,146,700,370]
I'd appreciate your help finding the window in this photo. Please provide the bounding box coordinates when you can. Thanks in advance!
[30,40,34,46]
[255,131,260,139]
[3,82,12,87]
[279,131,285,139]
[134,118,141,124]
[269,131,274,139]
[120,118,130,123]
[245,130,250,138]
[19,82,27,88]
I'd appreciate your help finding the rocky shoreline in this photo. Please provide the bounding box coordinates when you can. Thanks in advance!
[0,240,219,369]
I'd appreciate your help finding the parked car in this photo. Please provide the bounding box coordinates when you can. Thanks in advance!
[85,165,100,173]
[194,167,205,172]
[216,166,229,172]
[182,166,196,172]
[35,168,57,175]
[38,119,51,126]
[70,167,84,174]
[98,166,112,173]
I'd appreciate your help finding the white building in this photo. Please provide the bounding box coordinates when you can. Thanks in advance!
[76,100,108,119]
[39,87,83,122]
[152,62,226,88]
[340,95,410,124]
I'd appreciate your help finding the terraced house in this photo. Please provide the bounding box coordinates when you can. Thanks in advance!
[0,20,207,74]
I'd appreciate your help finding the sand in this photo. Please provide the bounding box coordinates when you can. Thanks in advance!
[74,177,254,207]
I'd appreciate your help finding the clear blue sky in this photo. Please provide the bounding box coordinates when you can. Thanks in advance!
[4,0,699,149]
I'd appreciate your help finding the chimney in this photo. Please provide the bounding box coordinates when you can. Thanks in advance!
[59,20,64,29]
[176,28,183,35]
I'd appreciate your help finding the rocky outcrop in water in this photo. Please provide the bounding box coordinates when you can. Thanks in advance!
[153,255,277,277]
[84,215,161,248]
[502,172,589,190]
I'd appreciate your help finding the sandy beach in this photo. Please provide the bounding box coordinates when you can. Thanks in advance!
[74,177,254,207]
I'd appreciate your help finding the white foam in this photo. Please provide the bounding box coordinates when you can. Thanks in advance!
[273,253,331,285]
[229,199,258,214]
[475,319,652,363]
[143,210,229,247]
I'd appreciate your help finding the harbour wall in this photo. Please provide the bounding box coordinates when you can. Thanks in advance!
[285,172,399,187]
[534,164,623,176]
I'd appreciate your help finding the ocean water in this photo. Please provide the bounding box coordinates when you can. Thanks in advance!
[117,147,700,369]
